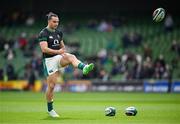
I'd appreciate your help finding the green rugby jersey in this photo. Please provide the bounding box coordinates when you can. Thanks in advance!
[38,28,63,58]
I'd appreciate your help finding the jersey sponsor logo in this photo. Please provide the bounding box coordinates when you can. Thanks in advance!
[52,39,60,46]
[54,39,59,44]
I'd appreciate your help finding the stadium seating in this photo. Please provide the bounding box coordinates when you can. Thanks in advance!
[0,20,179,79]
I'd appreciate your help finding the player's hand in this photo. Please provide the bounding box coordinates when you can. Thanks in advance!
[57,48,66,54]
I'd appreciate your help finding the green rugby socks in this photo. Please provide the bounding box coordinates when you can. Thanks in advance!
[47,101,53,112]
[78,62,85,70]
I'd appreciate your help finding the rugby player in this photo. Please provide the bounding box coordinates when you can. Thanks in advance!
[38,12,94,117]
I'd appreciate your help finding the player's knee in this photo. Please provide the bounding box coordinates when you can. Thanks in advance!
[47,78,56,89]
[49,83,55,89]
[62,53,76,64]
[64,53,76,61]
[69,54,76,61]
[62,53,69,60]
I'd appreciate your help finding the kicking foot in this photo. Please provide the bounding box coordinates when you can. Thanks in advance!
[48,109,59,118]
[83,63,94,75]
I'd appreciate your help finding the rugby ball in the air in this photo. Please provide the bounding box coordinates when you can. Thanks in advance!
[105,107,116,116]
[125,106,137,116]
[153,8,166,22]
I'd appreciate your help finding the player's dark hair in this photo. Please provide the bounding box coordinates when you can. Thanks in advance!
[46,12,58,20]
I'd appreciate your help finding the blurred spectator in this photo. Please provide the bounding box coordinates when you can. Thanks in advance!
[154,54,166,68]
[29,35,38,48]
[18,32,28,51]
[122,32,142,48]
[24,67,36,91]
[31,56,39,70]
[111,62,122,76]
[121,51,142,80]
[143,43,152,59]
[25,15,35,26]
[140,57,154,79]
[4,43,9,51]
[3,42,16,60]
[153,54,166,79]
[29,52,44,77]
[171,40,180,56]
[23,35,38,57]
[97,48,108,65]
[4,49,15,61]
[111,54,123,75]
[162,64,171,79]
[8,39,16,49]
[135,54,142,79]
[98,68,109,81]
[97,20,113,32]
[5,63,16,80]
[164,14,174,32]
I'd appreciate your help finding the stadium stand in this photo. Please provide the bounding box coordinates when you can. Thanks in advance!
[0,18,179,81]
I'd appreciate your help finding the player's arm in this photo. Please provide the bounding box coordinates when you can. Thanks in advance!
[39,41,65,55]
[60,40,65,49]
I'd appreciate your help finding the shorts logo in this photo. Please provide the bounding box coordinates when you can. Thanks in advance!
[49,69,53,73]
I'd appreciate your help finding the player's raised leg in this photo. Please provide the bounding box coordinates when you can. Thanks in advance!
[46,72,59,117]
[60,53,94,75]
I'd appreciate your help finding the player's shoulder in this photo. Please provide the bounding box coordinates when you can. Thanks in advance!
[39,28,48,34]
[55,29,63,37]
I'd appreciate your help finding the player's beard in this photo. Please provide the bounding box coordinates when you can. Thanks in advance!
[53,25,58,29]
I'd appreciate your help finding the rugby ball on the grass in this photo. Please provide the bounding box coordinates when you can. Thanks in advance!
[105,107,116,116]
[125,106,137,116]
[153,8,166,22]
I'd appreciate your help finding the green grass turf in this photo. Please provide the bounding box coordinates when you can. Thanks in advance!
[0,91,180,124]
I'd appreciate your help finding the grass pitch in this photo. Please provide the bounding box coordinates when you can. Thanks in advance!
[0,91,180,124]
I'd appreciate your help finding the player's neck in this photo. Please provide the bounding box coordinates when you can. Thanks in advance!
[46,26,55,32]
